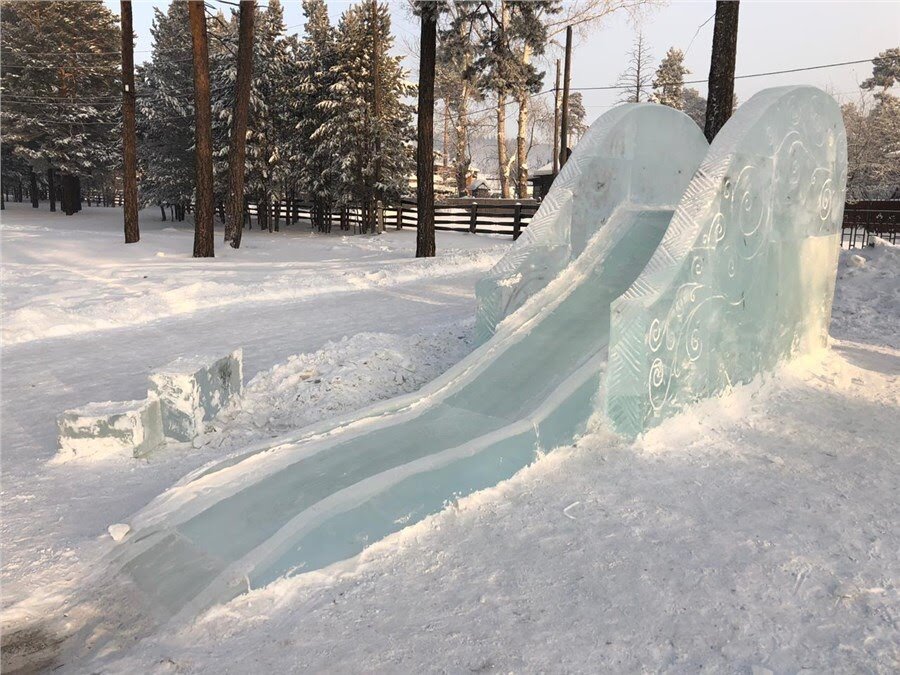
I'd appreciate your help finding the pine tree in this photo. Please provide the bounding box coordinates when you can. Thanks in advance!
[704,1,740,142]
[319,1,415,233]
[652,47,689,110]
[224,1,256,248]
[681,87,707,129]
[291,0,339,232]
[137,1,196,219]
[0,1,121,212]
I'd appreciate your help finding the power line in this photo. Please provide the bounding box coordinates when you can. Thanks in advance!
[421,55,893,121]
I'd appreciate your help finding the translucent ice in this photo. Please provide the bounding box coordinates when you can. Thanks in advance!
[150,349,243,442]
[605,86,847,436]
[475,104,707,342]
[56,397,165,460]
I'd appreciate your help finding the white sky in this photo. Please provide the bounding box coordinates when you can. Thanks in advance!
[111,0,899,121]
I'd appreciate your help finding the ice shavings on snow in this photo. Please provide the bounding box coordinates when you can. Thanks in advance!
[197,325,474,453]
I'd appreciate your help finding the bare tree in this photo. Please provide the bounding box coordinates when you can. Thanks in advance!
[616,30,653,103]
[704,1,739,142]
[188,0,214,258]
[225,1,256,249]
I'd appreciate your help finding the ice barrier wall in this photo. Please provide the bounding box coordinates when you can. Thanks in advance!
[103,87,844,623]
[105,104,708,622]
[606,86,847,436]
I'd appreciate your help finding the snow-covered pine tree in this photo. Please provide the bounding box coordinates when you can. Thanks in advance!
[652,47,689,110]
[137,1,197,220]
[319,1,415,233]
[844,49,900,199]
[239,0,292,231]
[291,0,340,232]
[681,87,707,129]
[0,1,121,213]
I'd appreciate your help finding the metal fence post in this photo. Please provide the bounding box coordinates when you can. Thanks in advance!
[469,202,478,234]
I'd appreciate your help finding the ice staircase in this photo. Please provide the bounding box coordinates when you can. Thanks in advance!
[102,86,847,624]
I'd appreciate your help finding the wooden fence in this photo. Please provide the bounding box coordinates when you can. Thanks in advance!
[841,200,899,248]
[243,197,541,239]
[396,198,540,239]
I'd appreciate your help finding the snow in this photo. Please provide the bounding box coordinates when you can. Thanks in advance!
[1,203,898,672]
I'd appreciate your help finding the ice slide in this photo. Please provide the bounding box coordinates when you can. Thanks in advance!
[103,87,846,624]
[103,103,706,621]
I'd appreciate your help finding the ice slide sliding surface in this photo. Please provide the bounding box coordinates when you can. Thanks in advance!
[105,104,709,622]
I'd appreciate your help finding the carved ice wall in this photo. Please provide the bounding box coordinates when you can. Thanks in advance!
[605,86,847,437]
[475,104,709,342]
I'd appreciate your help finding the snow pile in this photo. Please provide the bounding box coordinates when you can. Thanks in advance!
[200,325,474,452]
[830,238,899,348]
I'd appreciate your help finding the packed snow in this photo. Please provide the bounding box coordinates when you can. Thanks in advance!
[1,204,898,672]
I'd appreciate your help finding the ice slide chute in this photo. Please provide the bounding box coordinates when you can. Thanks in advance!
[105,87,846,623]
[107,103,708,621]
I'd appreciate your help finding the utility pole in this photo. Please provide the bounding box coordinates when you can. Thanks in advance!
[704,1,740,143]
[120,0,140,243]
[189,0,214,257]
[559,25,572,169]
[225,0,256,249]
[415,1,437,258]
[552,59,560,175]
[372,0,382,235]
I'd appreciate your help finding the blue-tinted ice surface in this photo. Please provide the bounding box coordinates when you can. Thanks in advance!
[108,87,845,621]
[109,104,707,620]
[606,87,847,436]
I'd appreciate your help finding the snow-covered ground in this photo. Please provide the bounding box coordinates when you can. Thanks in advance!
[2,204,898,672]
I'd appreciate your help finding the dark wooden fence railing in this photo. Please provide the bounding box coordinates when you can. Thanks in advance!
[243,197,541,238]
[396,197,540,239]
[841,200,899,248]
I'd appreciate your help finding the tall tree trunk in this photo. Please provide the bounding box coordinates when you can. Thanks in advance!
[225,0,256,249]
[160,203,167,221]
[47,168,56,212]
[497,94,510,198]
[704,1,740,143]
[515,44,532,198]
[415,2,437,258]
[189,0,215,258]
[371,0,382,236]
[121,0,140,243]
[30,170,39,208]
[442,99,450,168]
[454,93,469,195]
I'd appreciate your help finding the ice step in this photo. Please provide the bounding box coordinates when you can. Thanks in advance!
[149,349,243,442]
[57,398,165,460]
